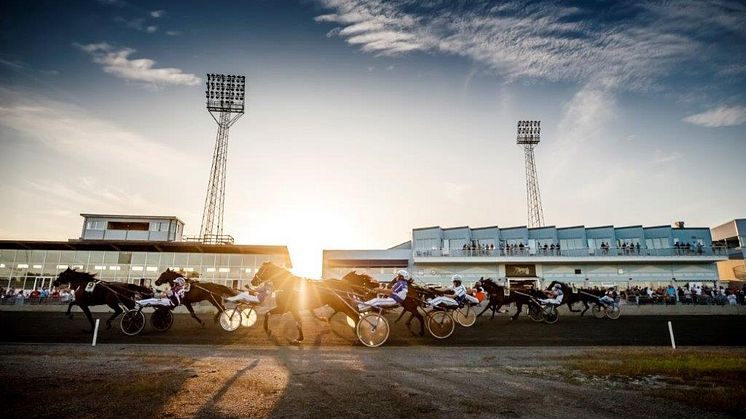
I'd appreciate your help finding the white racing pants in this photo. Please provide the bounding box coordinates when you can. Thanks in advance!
[137,297,173,308]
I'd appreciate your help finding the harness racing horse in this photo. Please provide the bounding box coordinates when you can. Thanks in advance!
[155,269,238,327]
[317,271,380,323]
[387,279,438,337]
[545,281,601,316]
[477,278,546,321]
[252,262,347,344]
[53,268,152,332]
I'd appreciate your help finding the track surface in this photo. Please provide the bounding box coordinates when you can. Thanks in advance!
[2,310,745,346]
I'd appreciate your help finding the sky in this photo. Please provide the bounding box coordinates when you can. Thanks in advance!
[0,0,745,277]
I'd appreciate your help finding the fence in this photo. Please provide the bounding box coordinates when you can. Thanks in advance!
[415,246,729,258]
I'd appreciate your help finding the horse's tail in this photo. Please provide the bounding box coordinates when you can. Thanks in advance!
[123,283,153,295]
[207,283,239,297]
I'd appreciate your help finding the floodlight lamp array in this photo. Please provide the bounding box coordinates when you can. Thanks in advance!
[206,74,245,113]
[517,120,541,144]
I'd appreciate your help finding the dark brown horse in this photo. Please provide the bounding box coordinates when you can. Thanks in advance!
[477,278,546,320]
[252,262,346,344]
[53,268,152,332]
[155,269,238,326]
[387,279,439,337]
[317,271,381,323]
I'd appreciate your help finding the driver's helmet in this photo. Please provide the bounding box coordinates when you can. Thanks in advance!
[174,277,186,287]
[395,270,410,281]
[451,274,463,286]
[553,283,562,291]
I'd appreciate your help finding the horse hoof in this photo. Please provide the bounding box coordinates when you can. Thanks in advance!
[290,339,303,345]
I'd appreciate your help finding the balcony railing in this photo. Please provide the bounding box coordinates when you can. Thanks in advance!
[414,246,729,258]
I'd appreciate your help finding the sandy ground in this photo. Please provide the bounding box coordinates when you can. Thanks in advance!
[0,344,738,419]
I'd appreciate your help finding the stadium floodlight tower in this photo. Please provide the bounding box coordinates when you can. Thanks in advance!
[516,120,545,228]
[198,73,245,244]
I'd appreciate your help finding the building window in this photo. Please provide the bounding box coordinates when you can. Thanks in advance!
[108,221,149,231]
[574,269,582,275]
[86,221,106,230]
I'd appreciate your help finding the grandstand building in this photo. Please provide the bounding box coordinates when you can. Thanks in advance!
[0,214,291,292]
[323,223,730,289]
[711,218,746,281]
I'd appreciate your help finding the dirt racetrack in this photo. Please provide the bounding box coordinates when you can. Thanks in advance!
[1,344,741,419]
[2,310,745,346]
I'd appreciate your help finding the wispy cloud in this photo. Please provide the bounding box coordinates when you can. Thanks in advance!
[556,86,616,145]
[114,15,158,33]
[165,30,182,37]
[150,10,165,18]
[683,106,746,127]
[314,1,746,90]
[75,42,201,87]
[652,150,684,164]
[0,88,196,177]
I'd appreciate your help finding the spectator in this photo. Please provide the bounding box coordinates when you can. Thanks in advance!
[30,287,40,299]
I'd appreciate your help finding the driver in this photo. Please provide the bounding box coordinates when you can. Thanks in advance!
[230,281,273,305]
[358,270,410,310]
[539,283,564,306]
[165,277,186,307]
[599,287,617,307]
[429,274,477,307]
[137,277,186,308]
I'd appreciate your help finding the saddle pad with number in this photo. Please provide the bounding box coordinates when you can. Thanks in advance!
[85,281,98,293]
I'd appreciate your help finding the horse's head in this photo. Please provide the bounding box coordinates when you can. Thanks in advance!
[252,261,285,286]
[341,270,379,289]
[53,267,93,287]
[155,269,181,286]
[478,277,499,292]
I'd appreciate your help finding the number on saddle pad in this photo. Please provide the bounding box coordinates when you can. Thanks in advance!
[85,281,97,293]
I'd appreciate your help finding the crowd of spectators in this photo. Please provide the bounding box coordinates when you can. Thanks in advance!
[460,241,563,256]
[0,286,74,305]
[620,284,746,305]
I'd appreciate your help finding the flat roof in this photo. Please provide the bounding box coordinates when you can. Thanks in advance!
[0,240,292,267]
[81,213,185,224]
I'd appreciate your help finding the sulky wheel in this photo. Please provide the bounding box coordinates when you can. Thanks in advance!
[606,305,621,320]
[591,304,606,319]
[150,307,174,332]
[542,305,559,324]
[120,309,146,336]
[219,308,242,332]
[528,304,544,322]
[455,305,477,327]
[426,310,455,339]
[356,312,390,348]
[240,307,258,328]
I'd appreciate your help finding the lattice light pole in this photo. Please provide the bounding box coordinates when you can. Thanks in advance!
[199,73,245,243]
[517,120,545,228]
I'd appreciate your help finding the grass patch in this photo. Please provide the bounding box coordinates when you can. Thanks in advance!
[563,349,746,416]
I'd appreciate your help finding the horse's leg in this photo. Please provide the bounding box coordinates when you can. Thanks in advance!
[264,312,272,337]
[105,302,123,329]
[211,300,226,324]
[412,307,425,337]
[184,303,204,327]
[80,304,95,333]
[491,303,504,320]
[511,302,522,321]
[66,301,77,319]
[291,309,304,344]
[567,300,581,313]
[394,308,407,323]
[580,300,590,317]
[477,300,493,318]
